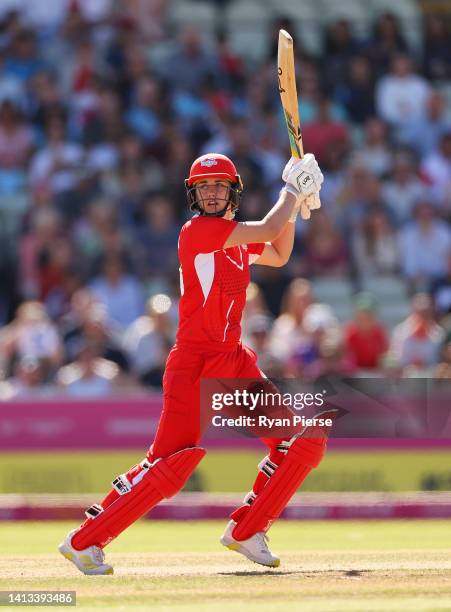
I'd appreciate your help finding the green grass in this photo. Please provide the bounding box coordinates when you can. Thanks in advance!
[1,521,451,611]
[1,449,450,494]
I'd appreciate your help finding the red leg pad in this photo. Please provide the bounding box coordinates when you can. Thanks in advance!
[232,437,325,541]
[71,447,205,550]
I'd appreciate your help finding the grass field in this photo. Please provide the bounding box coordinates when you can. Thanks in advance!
[1,520,451,611]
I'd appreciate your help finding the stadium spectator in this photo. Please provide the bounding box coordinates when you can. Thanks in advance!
[66,39,99,97]
[80,85,123,153]
[124,0,170,43]
[352,207,399,278]
[29,116,84,217]
[269,278,314,363]
[89,256,144,332]
[287,303,341,377]
[221,117,266,192]
[159,26,219,95]
[27,71,66,140]
[74,200,120,273]
[401,91,451,156]
[56,340,122,397]
[123,294,174,387]
[134,192,180,283]
[242,281,270,345]
[245,314,284,377]
[59,289,102,357]
[18,207,70,301]
[355,117,392,178]
[420,131,451,209]
[214,29,246,92]
[398,200,451,291]
[382,152,427,226]
[0,24,26,111]
[0,301,63,374]
[125,74,166,145]
[390,293,445,369]
[4,28,46,83]
[334,55,375,125]
[61,295,128,371]
[0,356,54,399]
[322,19,360,92]
[375,54,431,140]
[334,161,385,232]
[344,292,388,369]
[165,133,196,205]
[366,12,408,76]
[303,331,354,379]
[243,282,269,317]
[302,96,349,167]
[304,209,350,277]
[0,98,33,173]
[422,15,451,81]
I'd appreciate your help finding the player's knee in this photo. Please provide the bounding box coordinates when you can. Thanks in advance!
[289,436,326,468]
[113,446,206,500]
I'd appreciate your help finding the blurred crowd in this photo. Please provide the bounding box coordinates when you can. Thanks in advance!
[0,0,450,398]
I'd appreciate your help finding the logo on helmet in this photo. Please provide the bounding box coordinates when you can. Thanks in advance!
[200,158,218,167]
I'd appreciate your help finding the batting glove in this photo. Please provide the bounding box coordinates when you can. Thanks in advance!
[282,153,324,197]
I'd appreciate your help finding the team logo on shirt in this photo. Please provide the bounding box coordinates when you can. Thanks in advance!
[201,158,218,167]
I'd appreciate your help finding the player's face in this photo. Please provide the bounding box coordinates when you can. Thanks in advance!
[195,178,233,218]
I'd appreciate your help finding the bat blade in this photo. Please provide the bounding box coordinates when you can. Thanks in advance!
[277,29,303,160]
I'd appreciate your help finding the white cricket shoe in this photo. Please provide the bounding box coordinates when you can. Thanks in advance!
[58,529,114,575]
[220,520,280,568]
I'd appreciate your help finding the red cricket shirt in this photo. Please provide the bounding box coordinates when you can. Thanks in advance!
[176,215,265,352]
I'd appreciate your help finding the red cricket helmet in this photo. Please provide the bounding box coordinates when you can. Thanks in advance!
[185,153,243,217]
[187,153,240,186]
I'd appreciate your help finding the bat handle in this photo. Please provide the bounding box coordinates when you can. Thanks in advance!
[298,140,304,158]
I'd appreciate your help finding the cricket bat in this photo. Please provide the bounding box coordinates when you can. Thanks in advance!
[278,29,314,220]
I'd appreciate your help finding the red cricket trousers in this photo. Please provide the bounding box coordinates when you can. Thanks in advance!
[147,341,283,462]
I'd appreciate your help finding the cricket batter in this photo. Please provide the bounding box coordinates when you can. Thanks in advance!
[59,152,325,574]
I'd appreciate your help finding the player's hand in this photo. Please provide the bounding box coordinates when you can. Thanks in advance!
[282,153,324,197]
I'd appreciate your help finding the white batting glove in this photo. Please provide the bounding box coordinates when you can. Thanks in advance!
[282,153,324,197]
[304,192,322,211]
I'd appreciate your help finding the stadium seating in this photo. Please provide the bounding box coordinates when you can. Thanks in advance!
[311,277,355,322]
[169,0,218,31]
[225,0,272,60]
[360,276,410,328]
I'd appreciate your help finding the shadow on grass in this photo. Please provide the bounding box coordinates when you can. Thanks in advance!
[219,569,372,578]
[218,570,297,576]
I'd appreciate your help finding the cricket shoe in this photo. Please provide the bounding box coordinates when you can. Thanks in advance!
[220,520,280,568]
[58,529,114,575]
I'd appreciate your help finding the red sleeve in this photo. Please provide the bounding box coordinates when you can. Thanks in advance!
[248,243,266,256]
[181,216,238,254]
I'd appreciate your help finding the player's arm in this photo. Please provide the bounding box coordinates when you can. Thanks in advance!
[223,154,323,249]
[254,220,296,267]
[224,189,297,248]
